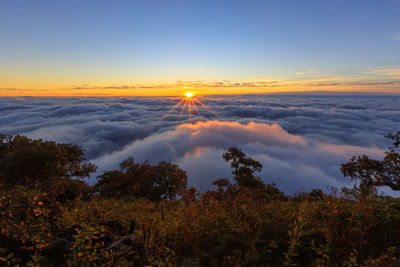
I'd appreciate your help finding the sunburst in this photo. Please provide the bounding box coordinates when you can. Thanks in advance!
[157,92,219,124]
[185,92,194,98]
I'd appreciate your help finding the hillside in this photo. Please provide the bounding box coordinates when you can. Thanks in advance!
[1,133,400,266]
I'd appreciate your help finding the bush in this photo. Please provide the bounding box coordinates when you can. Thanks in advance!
[96,157,187,201]
[1,135,400,265]
[0,134,96,202]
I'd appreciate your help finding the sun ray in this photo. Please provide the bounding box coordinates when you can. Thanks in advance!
[157,99,185,122]
[195,98,220,117]
[188,99,192,123]
[152,93,221,129]
[191,99,200,115]
[179,99,188,118]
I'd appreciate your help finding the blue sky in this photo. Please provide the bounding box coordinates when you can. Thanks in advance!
[1,0,400,95]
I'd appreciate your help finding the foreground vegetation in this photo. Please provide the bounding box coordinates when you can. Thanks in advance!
[0,133,400,266]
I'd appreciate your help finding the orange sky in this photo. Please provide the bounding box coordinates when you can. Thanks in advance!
[1,77,399,97]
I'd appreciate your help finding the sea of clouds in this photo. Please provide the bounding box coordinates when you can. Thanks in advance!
[1,95,400,194]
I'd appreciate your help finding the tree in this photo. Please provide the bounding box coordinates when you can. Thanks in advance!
[0,134,96,199]
[341,131,400,190]
[95,157,187,201]
[222,147,265,189]
[213,178,231,190]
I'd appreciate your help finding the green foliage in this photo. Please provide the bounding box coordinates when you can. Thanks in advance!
[95,157,188,201]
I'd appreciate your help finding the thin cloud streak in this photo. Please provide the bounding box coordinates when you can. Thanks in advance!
[2,66,400,96]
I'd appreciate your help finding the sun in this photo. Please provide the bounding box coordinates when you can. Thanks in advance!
[184,92,194,98]
[155,92,219,125]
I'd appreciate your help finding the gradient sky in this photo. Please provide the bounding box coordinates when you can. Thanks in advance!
[1,0,400,96]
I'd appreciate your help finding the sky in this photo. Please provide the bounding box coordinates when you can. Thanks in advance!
[1,95,399,195]
[1,0,400,96]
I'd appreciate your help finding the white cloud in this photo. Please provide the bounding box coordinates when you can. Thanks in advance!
[1,96,400,194]
[92,121,384,193]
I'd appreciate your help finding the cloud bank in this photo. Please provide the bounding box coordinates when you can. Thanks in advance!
[93,120,383,193]
[1,95,399,194]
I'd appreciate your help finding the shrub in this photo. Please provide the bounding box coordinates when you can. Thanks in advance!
[96,157,187,201]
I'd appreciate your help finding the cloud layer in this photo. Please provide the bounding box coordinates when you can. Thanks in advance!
[1,95,400,194]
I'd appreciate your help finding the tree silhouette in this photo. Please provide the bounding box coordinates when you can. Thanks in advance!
[0,134,96,199]
[96,157,187,201]
[341,131,400,190]
[222,147,265,189]
[213,178,231,190]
